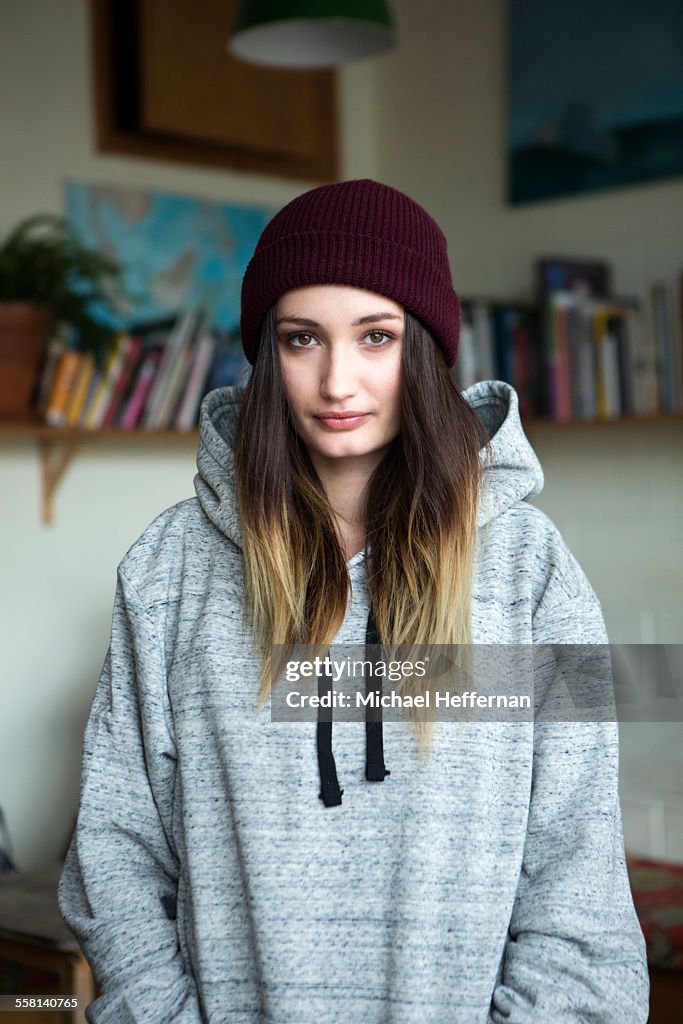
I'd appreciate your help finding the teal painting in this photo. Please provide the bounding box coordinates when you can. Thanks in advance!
[65,181,276,329]
[507,0,683,203]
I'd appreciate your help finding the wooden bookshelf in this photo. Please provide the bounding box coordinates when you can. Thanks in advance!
[522,411,683,431]
[2,412,682,527]
[0,419,199,525]
[0,421,200,440]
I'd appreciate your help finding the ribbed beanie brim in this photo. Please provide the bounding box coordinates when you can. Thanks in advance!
[240,178,460,368]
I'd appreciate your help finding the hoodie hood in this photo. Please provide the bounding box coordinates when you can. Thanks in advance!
[464,378,544,526]
[194,379,544,544]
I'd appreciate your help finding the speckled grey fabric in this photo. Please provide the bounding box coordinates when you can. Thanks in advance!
[58,380,649,1023]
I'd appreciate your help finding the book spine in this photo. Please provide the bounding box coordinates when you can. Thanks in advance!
[603,313,622,419]
[592,304,609,419]
[512,314,531,418]
[472,302,496,381]
[556,297,572,421]
[622,303,646,415]
[65,353,96,427]
[667,278,683,412]
[525,309,544,416]
[101,336,143,428]
[35,330,68,418]
[591,303,621,420]
[454,302,477,390]
[610,310,632,415]
[576,302,596,419]
[650,283,674,412]
[78,366,103,427]
[44,350,83,427]
[546,293,572,421]
[175,331,218,431]
[120,351,162,429]
[641,288,661,414]
[492,305,514,385]
[142,310,198,428]
[566,300,583,419]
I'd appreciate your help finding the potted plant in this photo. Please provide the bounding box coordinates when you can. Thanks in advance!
[0,213,126,418]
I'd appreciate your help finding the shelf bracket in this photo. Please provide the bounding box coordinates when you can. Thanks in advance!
[38,437,82,525]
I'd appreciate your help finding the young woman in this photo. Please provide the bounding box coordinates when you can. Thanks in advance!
[58,179,649,1023]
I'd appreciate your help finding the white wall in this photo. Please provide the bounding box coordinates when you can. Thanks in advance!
[1,0,681,869]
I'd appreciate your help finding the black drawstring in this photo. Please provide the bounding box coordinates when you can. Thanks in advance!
[316,655,343,807]
[316,607,390,808]
[365,609,391,784]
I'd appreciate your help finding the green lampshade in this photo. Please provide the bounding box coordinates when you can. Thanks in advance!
[228,0,396,69]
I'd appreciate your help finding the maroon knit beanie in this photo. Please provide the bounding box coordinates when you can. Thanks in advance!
[240,178,460,368]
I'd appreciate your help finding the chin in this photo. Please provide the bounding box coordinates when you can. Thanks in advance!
[314,442,369,459]
[315,436,391,461]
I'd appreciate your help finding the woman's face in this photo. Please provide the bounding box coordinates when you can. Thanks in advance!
[275,284,404,472]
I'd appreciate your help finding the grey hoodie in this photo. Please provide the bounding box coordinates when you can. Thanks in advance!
[58,379,649,1023]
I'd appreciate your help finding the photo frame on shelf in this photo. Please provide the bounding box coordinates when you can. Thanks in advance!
[536,256,611,301]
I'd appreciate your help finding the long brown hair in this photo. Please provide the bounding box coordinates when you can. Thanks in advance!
[234,305,488,751]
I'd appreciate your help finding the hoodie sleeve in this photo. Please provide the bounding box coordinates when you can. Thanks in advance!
[58,567,204,1024]
[489,548,650,1023]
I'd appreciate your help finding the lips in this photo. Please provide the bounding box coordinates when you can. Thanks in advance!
[314,411,370,430]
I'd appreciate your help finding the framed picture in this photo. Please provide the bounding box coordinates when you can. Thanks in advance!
[64,180,276,331]
[536,257,611,301]
[506,0,683,204]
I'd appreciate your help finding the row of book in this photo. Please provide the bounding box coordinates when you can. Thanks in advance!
[454,264,683,420]
[35,311,250,431]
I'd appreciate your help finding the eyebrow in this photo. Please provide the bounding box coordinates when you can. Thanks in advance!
[276,311,403,328]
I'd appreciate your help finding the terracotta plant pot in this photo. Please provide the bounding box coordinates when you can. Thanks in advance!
[0,302,48,418]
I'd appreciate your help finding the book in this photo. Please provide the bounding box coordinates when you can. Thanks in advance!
[674,271,683,412]
[119,350,163,429]
[174,329,218,431]
[492,305,517,386]
[453,303,477,390]
[141,310,201,429]
[571,299,597,420]
[591,302,621,420]
[564,298,582,419]
[609,311,632,416]
[512,306,543,418]
[34,328,68,418]
[206,328,249,391]
[471,302,496,383]
[546,292,573,421]
[648,282,681,413]
[100,335,143,428]
[65,352,96,427]
[77,366,104,427]
[44,349,84,427]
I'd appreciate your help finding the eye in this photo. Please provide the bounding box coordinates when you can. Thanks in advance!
[287,333,319,348]
[364,330,394,347]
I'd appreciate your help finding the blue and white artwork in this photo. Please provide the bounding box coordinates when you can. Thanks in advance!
[65,181,276,329]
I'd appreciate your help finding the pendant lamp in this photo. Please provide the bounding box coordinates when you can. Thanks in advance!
[228,0,396,69]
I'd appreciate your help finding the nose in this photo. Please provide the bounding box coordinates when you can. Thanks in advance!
[319,343,357,402]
